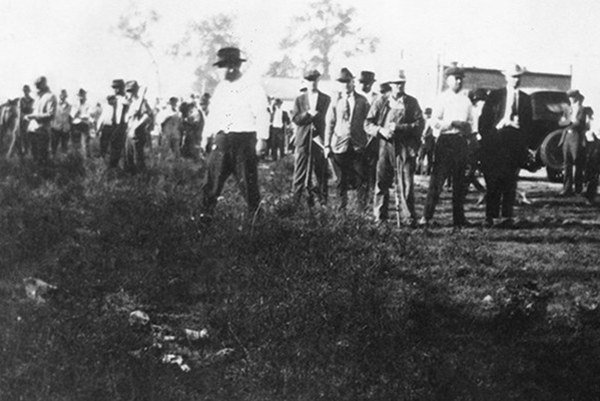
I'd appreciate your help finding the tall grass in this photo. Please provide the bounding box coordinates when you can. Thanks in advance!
[1,151,600,400]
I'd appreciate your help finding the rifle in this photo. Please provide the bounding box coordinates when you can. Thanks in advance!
[127,86,149,138]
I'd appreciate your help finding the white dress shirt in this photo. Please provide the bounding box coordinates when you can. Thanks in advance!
[204,75,269,143]
[433,90,473,136]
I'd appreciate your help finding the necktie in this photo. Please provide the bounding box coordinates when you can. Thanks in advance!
[511,91,518,119]
[111,105,117,125]
[343,97,350,121]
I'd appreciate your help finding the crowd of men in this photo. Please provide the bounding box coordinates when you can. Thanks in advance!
[4,46,599,229]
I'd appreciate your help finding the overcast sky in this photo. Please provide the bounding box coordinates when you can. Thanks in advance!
[1,0,599,108]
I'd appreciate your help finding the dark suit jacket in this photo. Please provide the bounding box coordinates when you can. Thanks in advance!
[292,91,331,148]
[478,87,533,139]
[364,93,424,151]
[325,91,370,153]
[478,87,533,171]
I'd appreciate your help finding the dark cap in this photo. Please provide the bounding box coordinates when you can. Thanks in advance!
[213,47,246,67]
[125,80,139,92]
[168,96,179,104]
[444,66,465,78]
[336,67,354,83]
[111,79,125,89]
[77,88,87,96]
[359,71,376,83]
[23,84,31,91]
[303,69,321,82]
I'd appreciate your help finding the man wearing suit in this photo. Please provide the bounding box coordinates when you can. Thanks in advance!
[478,64,533,228]
[559,89,587,196]
[292,70,331,207]
[365,70,424,226]
[325,68,371,212]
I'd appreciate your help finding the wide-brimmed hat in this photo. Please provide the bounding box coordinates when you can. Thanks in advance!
[503,63,526,77]
[111,79,125,89]
[359,71,376,83]
[213,47,246,67]
[336,68,354,83]
[444,66,465,78]
[304,69,321,82]
[567,89,584,101]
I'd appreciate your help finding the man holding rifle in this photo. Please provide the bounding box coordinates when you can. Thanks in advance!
[124,80,153,174]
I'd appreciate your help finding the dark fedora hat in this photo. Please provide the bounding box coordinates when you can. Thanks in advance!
[567,89,584,101]
[444,66,465,78]
[213,47,246,67]
[303,69,321,82]
[336,67,354,83]
[111,79,125,89]
[77,88,87,97]
[359,71,376,83]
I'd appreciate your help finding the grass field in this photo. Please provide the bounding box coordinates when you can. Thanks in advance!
[1,151,600,400]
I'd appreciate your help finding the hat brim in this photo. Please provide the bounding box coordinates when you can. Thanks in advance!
[213,58,246,67]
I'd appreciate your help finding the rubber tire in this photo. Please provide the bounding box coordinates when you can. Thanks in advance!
[540,129,564,171]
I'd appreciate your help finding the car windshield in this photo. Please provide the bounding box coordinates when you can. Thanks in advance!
[530,91,569,122]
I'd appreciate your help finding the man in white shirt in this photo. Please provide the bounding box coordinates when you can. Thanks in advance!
[420,66,473,227]
[71,88,92,157]
[25,76,57,164]
[50,89,71,156]
[124,80,153,174]
[200,47,269,219]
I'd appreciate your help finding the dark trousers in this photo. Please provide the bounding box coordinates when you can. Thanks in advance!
[71,123,91,157]
[269,126,285,160]
[99,125,115,158]
[481,127,526,220]
[108,125,126,168]
[331,147,368,212]
[562,129,586,194]
[201,132,260,214]
[29,129,50,164]
[423,135,468,225]
[124,127,147,174]
[374,139,417,223]
[51,129,69,155]
[585,139,600,201]
[417,135,435,175]
[292,140,329,207]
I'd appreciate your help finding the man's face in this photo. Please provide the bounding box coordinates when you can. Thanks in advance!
[219,62,242,82]
[569,96,581,106]
[340,80,354,94]
[78,94,86,103]
[60,92,67,102]
[390,82,406,98]
[447,75,463,93]
[23,88,30,97]
[361,82,373,93]
[305,78,319,92]
[506,75,521,89]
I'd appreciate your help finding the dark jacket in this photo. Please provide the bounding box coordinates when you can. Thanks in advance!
[291,91,331,148]
[364,93,424,151]
[478,87,533,139]
[325,91,370,153]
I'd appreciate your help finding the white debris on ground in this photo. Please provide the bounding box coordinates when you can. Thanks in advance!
[23,277,57,303]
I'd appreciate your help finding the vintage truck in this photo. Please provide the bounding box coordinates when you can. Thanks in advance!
[438,65,572,182]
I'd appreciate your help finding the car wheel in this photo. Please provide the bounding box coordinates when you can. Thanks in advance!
[540,129,564,171]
